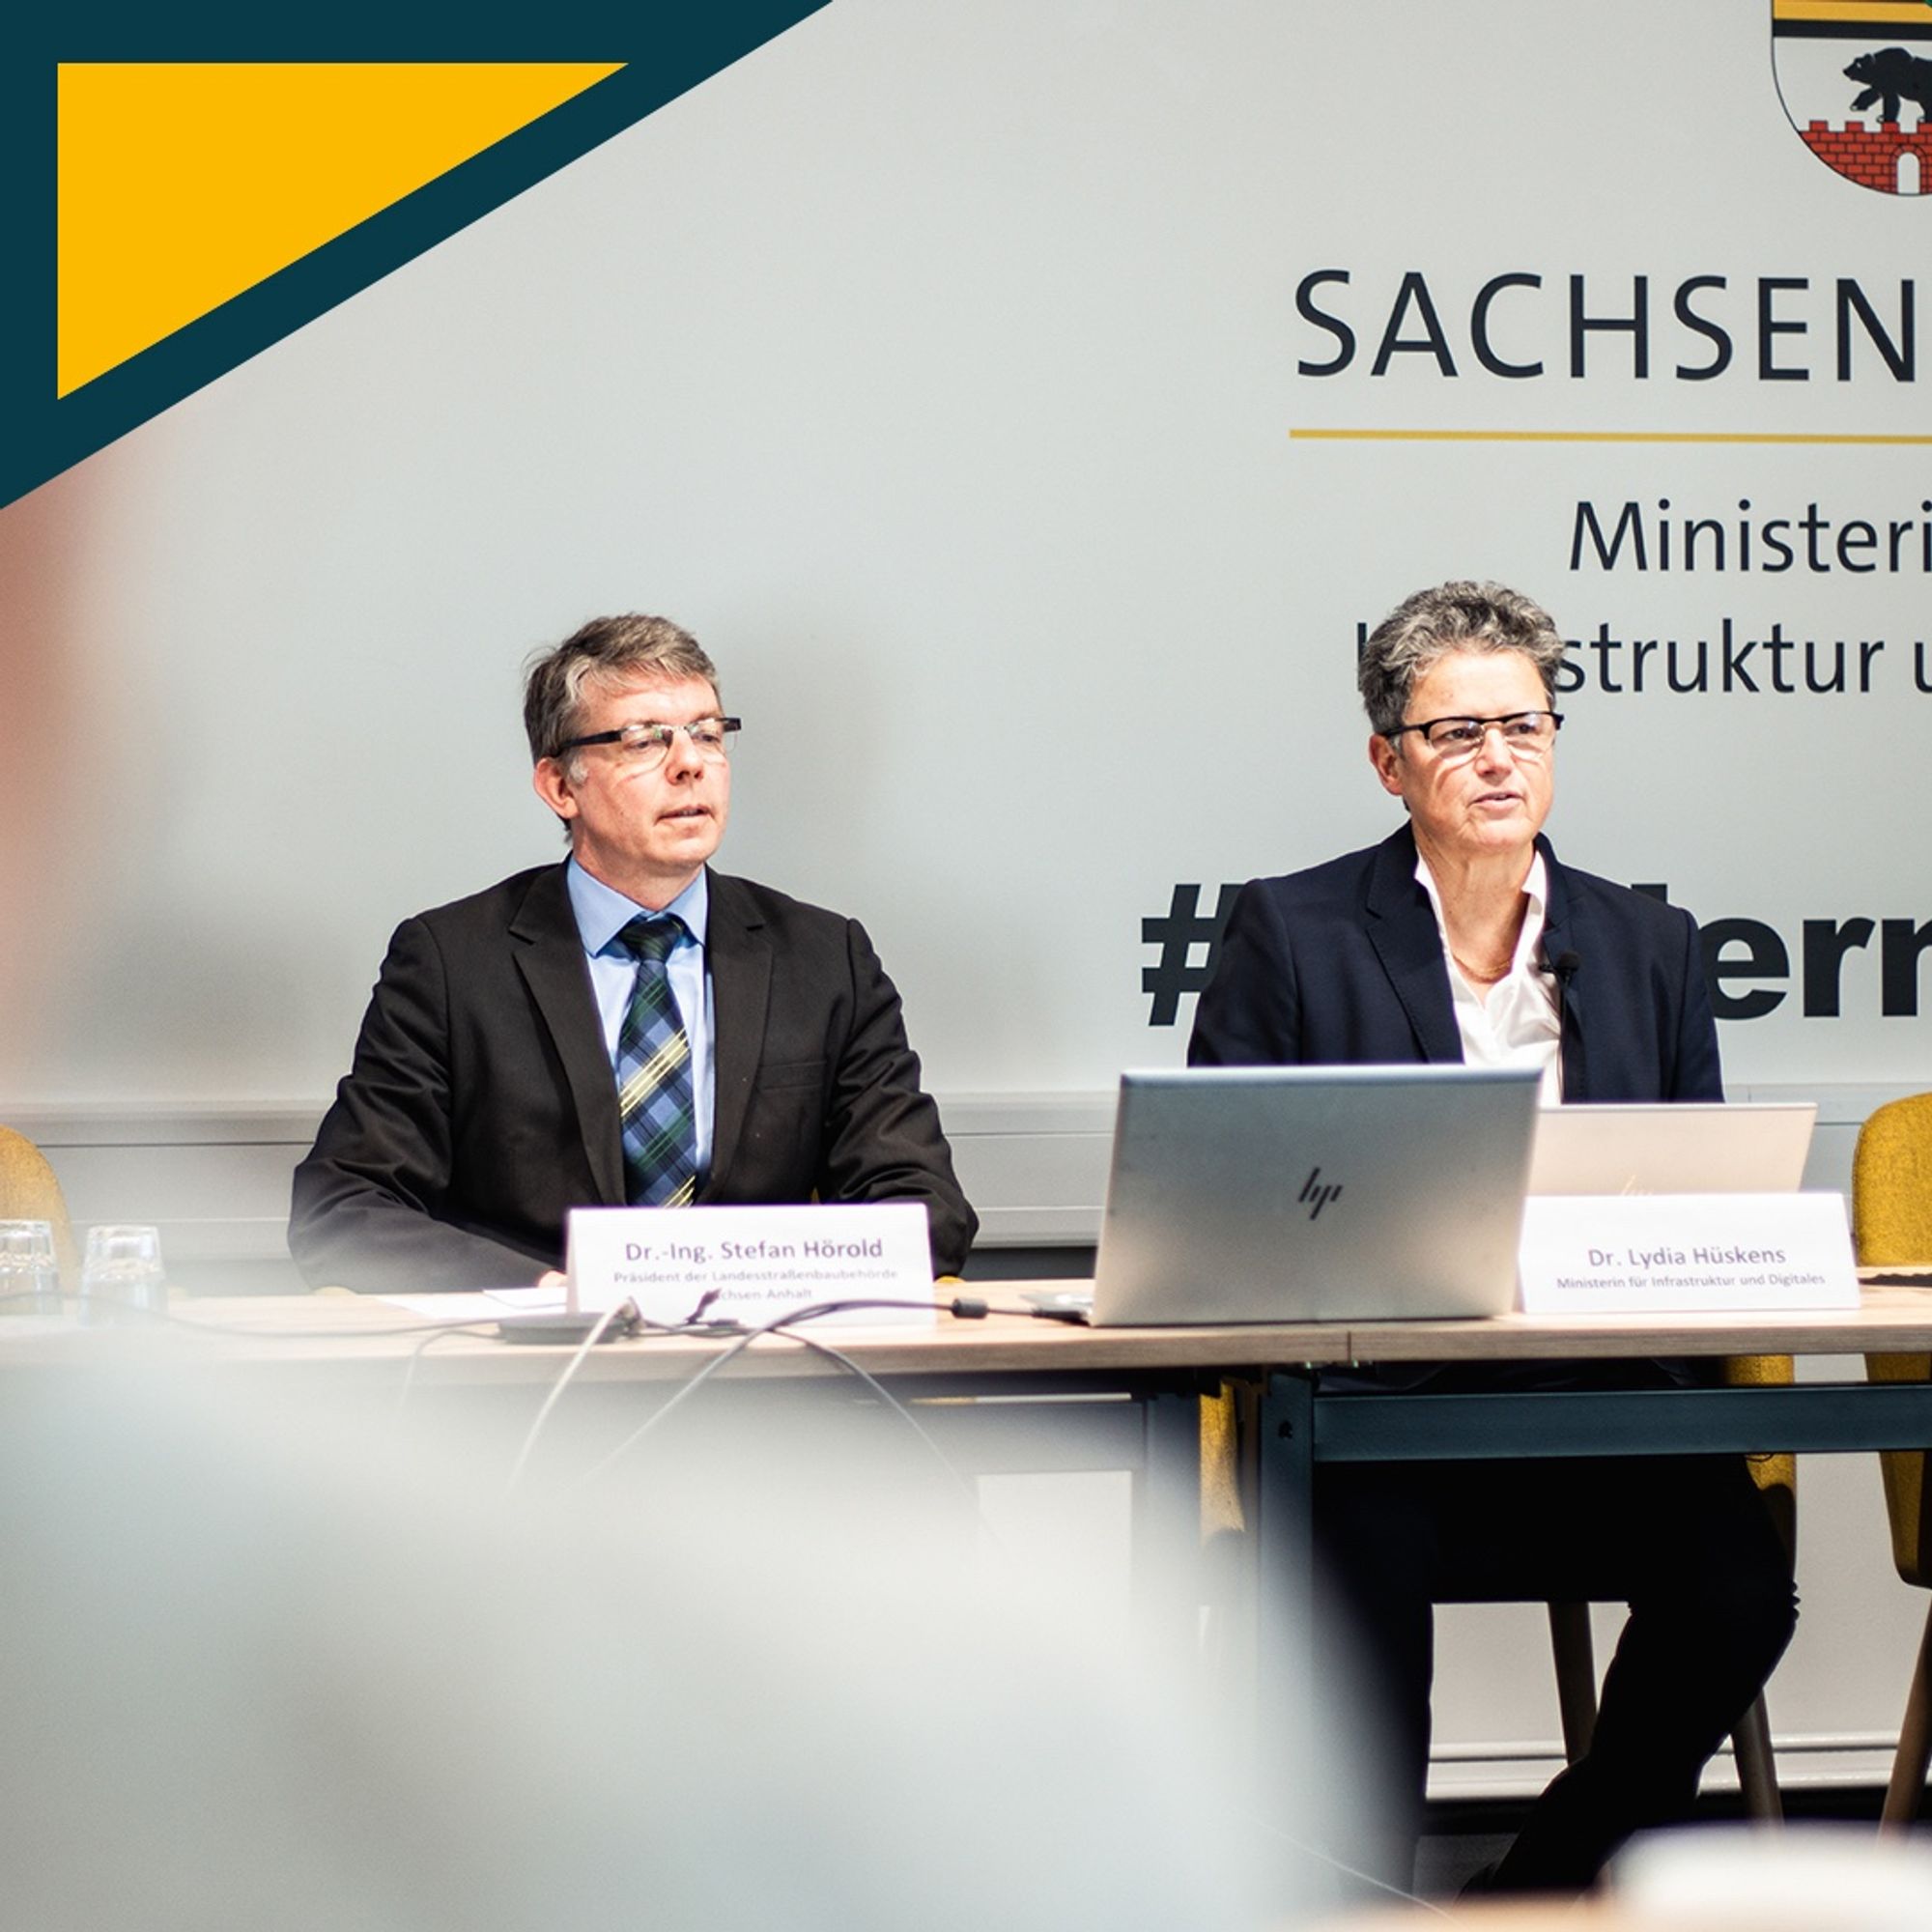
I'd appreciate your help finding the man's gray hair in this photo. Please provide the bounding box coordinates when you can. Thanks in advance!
[1356,582,1566,737]
[523,614,721,767]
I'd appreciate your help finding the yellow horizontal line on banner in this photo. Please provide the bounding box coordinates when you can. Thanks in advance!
[1773,0,1929,20]
[1291,428,1932,446]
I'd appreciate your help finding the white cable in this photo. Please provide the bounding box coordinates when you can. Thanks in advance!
[503,1301,634,1492]
[567,1296,955,1488]
[1243,1809,1458,1918]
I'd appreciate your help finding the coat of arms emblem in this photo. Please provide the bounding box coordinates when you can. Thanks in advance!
[1773,0,1932,193]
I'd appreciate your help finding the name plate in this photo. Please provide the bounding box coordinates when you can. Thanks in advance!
[1519,1192,1858,1315]
[566,1201,935,1327]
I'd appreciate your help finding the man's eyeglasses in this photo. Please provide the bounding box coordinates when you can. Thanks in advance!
[559,717,742,770]
[1383,711,1563,759]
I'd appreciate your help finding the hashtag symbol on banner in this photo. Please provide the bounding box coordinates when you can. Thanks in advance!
[1142,883,1241,1027]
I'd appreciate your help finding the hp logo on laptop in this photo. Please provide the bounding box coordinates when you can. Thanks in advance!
[1298,1167,1343,1220]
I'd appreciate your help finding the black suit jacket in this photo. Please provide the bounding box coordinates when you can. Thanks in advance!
[1189,824,1722,1104]
[290,865,977,1290]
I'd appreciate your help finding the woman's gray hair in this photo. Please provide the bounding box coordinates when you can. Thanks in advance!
[523,614,721,772]
[1356,582,1566,737]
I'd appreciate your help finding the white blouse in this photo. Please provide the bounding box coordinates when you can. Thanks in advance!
[1414,849,1563,1106]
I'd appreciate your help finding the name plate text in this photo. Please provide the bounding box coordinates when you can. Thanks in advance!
[566,1201,935,1327]
[1519,1192,1858,1315]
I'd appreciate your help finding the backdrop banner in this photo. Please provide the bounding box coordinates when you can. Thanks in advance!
[2,0,1925,1111]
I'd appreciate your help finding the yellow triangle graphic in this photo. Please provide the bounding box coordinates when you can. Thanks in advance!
[57,61,624,397]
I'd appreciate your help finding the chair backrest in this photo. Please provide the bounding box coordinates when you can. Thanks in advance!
[1857,1094,1932,1265]
[1857,1094,1932,1586]
[0,1125,79,1291]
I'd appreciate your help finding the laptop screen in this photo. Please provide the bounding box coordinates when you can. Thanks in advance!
[1527,1102,1816,1197]
[1091,1064,1541,1326]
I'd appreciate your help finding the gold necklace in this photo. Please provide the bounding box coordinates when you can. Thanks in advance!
[1451,947,1514,984]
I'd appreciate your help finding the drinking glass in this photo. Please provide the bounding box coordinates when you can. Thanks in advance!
[0,1219,62,1317]
[79,1224,167,1322]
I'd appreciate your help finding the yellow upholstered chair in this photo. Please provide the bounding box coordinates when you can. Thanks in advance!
[1199,1388,1247,1684]
[1853,1093,1932,1829]
[0,1125,79,1290]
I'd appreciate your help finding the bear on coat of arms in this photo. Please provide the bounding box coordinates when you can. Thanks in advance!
[1845,46,1932,127]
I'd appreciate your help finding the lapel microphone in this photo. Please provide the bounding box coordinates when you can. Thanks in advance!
[1539,948,1582,988]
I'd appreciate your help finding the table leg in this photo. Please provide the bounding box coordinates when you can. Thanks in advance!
[1131,1386,1202,1663]
[1256,1369,1317,1754]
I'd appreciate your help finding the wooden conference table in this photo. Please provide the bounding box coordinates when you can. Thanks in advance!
[12,1279,1932,1728]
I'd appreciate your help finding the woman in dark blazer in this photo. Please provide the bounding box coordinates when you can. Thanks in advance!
[1190,582,1793,1897]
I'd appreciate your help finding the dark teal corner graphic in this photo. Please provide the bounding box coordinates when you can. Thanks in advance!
[1,2,832,509]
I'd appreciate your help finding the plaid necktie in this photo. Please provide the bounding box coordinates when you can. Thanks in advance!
[613,914,697,1208]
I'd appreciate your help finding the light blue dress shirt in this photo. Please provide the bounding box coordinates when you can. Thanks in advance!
[564,859,716,1179]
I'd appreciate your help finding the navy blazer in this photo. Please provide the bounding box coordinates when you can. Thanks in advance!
[1187,825,1720,1388]
[291,864,977,1291]
[1189,824,1722,1104]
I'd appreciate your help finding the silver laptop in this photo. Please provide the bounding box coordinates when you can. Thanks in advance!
[1089,1065,1542,1326]
[1527,1101,1817,1196]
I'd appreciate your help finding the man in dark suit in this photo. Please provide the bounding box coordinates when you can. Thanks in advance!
[291,613,975,1293]
[1190,582,1794,1896]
